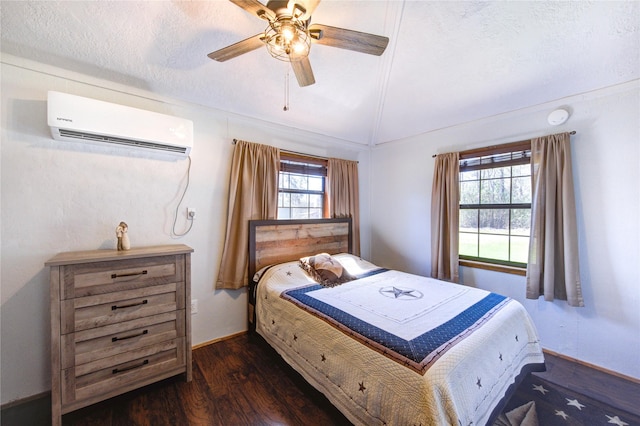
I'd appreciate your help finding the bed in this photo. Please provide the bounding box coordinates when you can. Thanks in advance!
[248,218,545,426]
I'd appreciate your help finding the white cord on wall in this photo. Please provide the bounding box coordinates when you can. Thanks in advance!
[172,155,194,237]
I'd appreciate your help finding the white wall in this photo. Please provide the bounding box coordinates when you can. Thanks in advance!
[370,81,640,379]
[0,55,371,404]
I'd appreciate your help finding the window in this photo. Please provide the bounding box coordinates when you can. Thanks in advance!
[278,153,327,219]
[459,141,531,269]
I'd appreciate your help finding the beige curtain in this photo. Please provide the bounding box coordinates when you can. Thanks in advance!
[216,140,280,290]
[328,158,361,256]
[526,132,583,306]
[431,152,460,282]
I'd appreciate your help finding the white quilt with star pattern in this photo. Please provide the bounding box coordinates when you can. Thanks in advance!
[255,254,545,426]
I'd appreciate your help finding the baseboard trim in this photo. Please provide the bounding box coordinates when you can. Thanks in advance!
[543,348,640,384]
[192,330,248,350]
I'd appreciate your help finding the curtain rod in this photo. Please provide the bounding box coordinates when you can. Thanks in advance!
[232,138,358,163]
[431,130,576,158]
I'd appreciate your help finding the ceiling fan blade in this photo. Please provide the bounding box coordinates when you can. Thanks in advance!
[207,34,265,62]
[291,57,315,87]
[308,24,389,56]
[229,0,275,21]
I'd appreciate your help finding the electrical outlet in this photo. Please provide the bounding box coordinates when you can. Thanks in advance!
[191,299,198,315]
[187,208,196,219]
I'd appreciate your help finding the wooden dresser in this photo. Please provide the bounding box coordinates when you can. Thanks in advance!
[46,244,193,426]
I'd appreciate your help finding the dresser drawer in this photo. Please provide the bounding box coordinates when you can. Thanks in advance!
[61,311,185,369]
[61,338,186,406]
[61,283,184,334]
[61,255,184,299]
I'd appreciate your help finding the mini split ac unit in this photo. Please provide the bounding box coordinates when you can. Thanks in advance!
[47,91,193,157]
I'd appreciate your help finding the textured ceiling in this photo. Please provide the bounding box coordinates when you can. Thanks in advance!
[1,1,639,146]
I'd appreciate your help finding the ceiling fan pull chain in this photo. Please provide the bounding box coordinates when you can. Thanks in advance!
[283,68,290,111]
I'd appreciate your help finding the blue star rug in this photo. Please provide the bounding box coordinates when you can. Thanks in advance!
[496,373,640,426]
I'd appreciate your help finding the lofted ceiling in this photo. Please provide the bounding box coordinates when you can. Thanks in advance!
[1,1,639,146]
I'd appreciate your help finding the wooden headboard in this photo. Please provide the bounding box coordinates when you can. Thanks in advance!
[247,218,352,328]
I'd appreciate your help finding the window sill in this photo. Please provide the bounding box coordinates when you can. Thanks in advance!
[459,259,526,276]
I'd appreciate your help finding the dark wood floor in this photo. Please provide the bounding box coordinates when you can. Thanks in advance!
[2,333,638,425]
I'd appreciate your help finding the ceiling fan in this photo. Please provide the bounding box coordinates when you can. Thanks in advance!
[207,0,389,87]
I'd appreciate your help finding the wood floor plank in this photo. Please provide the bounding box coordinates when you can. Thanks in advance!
[175,364,220,425]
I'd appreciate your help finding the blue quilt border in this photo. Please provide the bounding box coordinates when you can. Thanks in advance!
[283,272,507,366]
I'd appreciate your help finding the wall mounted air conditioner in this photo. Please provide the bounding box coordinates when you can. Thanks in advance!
[47,91,193,157]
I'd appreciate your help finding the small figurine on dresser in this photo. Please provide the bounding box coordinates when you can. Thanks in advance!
[116,221,131,251]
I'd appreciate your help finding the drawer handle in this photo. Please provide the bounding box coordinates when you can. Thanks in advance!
[112,329,148,342]
[111,270,148,279]
[112,359,149,375]
[111,299,148,310]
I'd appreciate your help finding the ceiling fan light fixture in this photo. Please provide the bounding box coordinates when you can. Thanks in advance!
[280,22,295,42]
[208,0,389,87]
[265,17,310,62]
[292,39,308,54]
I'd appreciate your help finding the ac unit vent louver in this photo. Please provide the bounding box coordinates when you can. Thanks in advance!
[58,129,189,154]
[48,91,193,157]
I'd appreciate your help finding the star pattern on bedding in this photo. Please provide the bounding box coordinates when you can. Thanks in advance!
[532,383,549,395]
[566,398,585,410]
[380,286,422,299]
[524,379,635,425]
[606,415,629,426]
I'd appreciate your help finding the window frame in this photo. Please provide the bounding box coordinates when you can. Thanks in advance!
[277,152,328,220]
[458,140,531,275]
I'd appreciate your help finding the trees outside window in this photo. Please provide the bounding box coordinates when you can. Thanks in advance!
[459,145,531,268]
